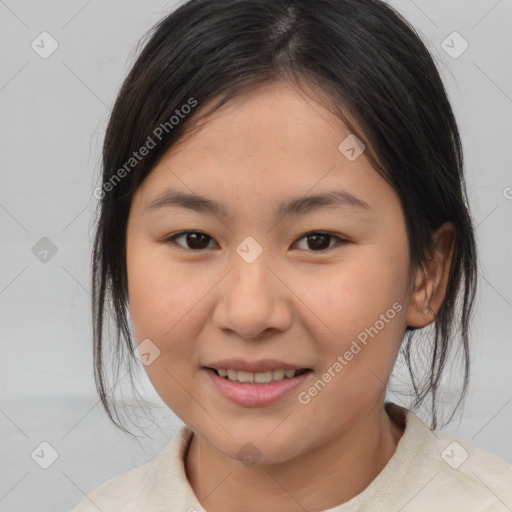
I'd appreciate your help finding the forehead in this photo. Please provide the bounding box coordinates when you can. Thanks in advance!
[132,80,400,220]
[173,80,348,156]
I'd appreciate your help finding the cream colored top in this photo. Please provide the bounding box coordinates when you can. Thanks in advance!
[71,403,512,511]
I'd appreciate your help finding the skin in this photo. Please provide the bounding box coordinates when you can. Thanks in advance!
[126,80,454,511]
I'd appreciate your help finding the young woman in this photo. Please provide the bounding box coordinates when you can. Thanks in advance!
[73,0,512,510]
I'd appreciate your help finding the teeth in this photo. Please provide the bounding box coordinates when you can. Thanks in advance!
[255,371,272,384]
[237,371,254,383]
[213,367,307,384]
[273,369,285,380]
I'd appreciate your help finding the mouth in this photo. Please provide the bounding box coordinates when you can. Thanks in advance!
[205,367,312,384]
[201,358,314,407]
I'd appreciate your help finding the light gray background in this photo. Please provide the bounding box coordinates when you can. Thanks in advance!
[0,0,511,510]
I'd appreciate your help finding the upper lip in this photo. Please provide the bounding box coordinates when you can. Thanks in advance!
[203,358,311,373]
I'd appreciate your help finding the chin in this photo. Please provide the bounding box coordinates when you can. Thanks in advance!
[198,424,312,467]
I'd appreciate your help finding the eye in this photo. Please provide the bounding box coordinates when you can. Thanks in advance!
[165,231,217,250]
[293,231,347,252]
[164,230,347,252]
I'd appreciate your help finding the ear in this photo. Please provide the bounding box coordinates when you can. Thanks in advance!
[406,222,455,328]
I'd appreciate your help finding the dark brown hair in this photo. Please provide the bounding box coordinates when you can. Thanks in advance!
[91,0,477,436]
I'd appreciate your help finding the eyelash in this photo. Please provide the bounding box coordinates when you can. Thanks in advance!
[163,230,348,253]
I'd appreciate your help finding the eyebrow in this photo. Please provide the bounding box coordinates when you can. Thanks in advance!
[145,189,371,218]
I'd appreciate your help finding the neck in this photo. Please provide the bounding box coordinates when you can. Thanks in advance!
[185,400,404,512]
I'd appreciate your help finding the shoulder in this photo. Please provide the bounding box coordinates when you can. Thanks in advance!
[70,462,151,512]
[386,404,512,512]
[70,425,194,512]
[424,424,512,509]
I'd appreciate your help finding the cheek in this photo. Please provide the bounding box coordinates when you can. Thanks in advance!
[126,238,208,414]
[291,259,408,432]
[304,254,407,338]
[128,238,191,338]
[293,242,410,396]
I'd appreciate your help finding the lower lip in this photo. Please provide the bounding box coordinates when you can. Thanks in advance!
[203,368,313,407]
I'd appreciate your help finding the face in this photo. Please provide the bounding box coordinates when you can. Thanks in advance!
[126,80,414,464]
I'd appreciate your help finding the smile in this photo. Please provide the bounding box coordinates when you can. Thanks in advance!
[203,366,314,407]
[208,367,311,384]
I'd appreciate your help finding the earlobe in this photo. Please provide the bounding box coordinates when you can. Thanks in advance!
[406,222,455,328]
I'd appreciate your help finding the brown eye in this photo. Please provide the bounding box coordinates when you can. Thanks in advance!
[294,231,346,252]
[167,231,216,250]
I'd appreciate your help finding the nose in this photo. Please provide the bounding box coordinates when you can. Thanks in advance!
[212,249,292,340]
